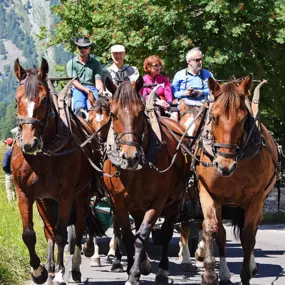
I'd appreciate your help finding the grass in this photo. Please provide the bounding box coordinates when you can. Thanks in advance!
[0,144,47,285]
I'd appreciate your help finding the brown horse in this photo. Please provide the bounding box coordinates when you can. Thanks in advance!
[89,79,191,285]
[11,59,95,285]
[194,75,279,285]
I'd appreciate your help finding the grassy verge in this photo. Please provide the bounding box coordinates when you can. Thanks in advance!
[261,211,285,225]
[0,145,47,285]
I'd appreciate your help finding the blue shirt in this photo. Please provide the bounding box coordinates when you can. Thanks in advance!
[171,68,214,106]
[2,148,13,174]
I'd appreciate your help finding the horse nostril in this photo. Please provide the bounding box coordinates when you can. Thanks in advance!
[32,138,38,148]
[214,160,219,169]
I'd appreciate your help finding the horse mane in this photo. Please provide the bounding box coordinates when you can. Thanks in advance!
[24,67,39,100]
[94,97,110,113]
[113,81,141,108]
[215,81,244,113]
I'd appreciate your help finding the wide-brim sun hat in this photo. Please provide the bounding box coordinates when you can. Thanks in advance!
[5,137,13,145]
[111,45,125,53]
[74,37,92,47]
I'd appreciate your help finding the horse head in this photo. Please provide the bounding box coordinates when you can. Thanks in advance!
[14,58,50,155]
[208,75,252,176]
[106,76,145,170]
[88,93,111,143]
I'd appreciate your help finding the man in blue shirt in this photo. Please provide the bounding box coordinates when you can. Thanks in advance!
[2,137,15,203]
[171,47,214,122]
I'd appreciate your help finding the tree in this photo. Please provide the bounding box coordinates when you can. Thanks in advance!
[45,0,285,143]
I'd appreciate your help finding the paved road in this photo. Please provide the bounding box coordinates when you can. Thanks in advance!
[32,223,285,285]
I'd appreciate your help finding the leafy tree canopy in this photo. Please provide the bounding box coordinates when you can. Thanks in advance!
[45,0,285,143]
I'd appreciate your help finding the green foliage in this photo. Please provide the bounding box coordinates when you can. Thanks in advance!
[48,0,285,145]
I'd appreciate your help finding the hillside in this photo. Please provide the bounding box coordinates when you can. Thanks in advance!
[0,0,70,139]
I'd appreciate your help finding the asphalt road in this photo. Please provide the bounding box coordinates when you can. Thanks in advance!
[31,223,285,285]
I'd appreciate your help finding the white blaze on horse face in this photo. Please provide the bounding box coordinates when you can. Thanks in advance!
[96,113,103,122]
[185,116,196,137]
[25,98,35,118]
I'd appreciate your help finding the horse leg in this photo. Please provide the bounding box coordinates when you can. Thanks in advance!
[83,233,95,258]
[215,208,231,285]
[195,224,206,265]
[18,193,48,284]
[126,207,160,285]
[179,221,197,272]
[200,187,219,285]
[111,213,125,273]
[53,199,73,285]
[155,201,180,285]
[131,209,151,276]
[36,199,55,278]
[71,193,90,282]
[240,200,262,285]
[90,235,101,267]
[107,233,116,263]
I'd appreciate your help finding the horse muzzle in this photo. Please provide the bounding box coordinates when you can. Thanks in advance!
[213,156,237,177]
[120,149,141,170]
[19,136,43,155]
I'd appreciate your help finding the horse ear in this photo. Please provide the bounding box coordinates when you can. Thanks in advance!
[14,58,26,80]
[39,58,49,78]
[134,76,144,94]
[239,74,253,96]
[208,77,220,96]
[105,77,117,95]
[88,91,96,107]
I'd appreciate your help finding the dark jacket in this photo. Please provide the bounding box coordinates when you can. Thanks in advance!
[2,148,12,174]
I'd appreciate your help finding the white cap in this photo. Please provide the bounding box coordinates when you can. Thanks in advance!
[111,45,125,53]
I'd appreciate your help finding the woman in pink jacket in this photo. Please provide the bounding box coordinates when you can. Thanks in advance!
[141,55,172,114]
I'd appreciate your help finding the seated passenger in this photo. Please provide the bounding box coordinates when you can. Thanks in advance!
[141,55,172,116]
[171,47,214,121]
[107,44,139,85]
[66,37,104,117]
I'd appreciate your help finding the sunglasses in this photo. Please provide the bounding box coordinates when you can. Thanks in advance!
[78,46,90,50]
[151,64,162,68]
[190,58,203,62]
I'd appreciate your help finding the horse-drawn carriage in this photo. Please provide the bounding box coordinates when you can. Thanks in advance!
[11,58,281,285]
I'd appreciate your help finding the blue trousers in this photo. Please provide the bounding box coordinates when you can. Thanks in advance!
[72,86,98,112]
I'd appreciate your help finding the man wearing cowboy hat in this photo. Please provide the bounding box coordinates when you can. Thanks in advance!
[108,44,139,86]
[66,36,104,116]
[2,137,16,203]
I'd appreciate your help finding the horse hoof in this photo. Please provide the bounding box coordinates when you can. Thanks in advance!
[107,254,115,264]
[111,262,124,272]
[155,274,168,285]
[202,274,218,285]
[90,257,101,267]
[252,265,258,277]
[140,258,152,275]
[181,263,198,272]
[83,243,95,258]
[71,270,82,282]
[32,266,48,284]
[219,281,232,285]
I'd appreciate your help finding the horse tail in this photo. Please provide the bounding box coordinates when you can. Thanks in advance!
[222,205,245,240]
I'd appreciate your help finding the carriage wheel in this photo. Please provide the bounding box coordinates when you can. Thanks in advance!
[68,225,76,254]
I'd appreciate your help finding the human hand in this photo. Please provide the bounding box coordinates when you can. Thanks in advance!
[184,88,193,96]
[191,90,202,98]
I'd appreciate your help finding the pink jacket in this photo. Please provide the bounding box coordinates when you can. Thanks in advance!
[141,73,173,103]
